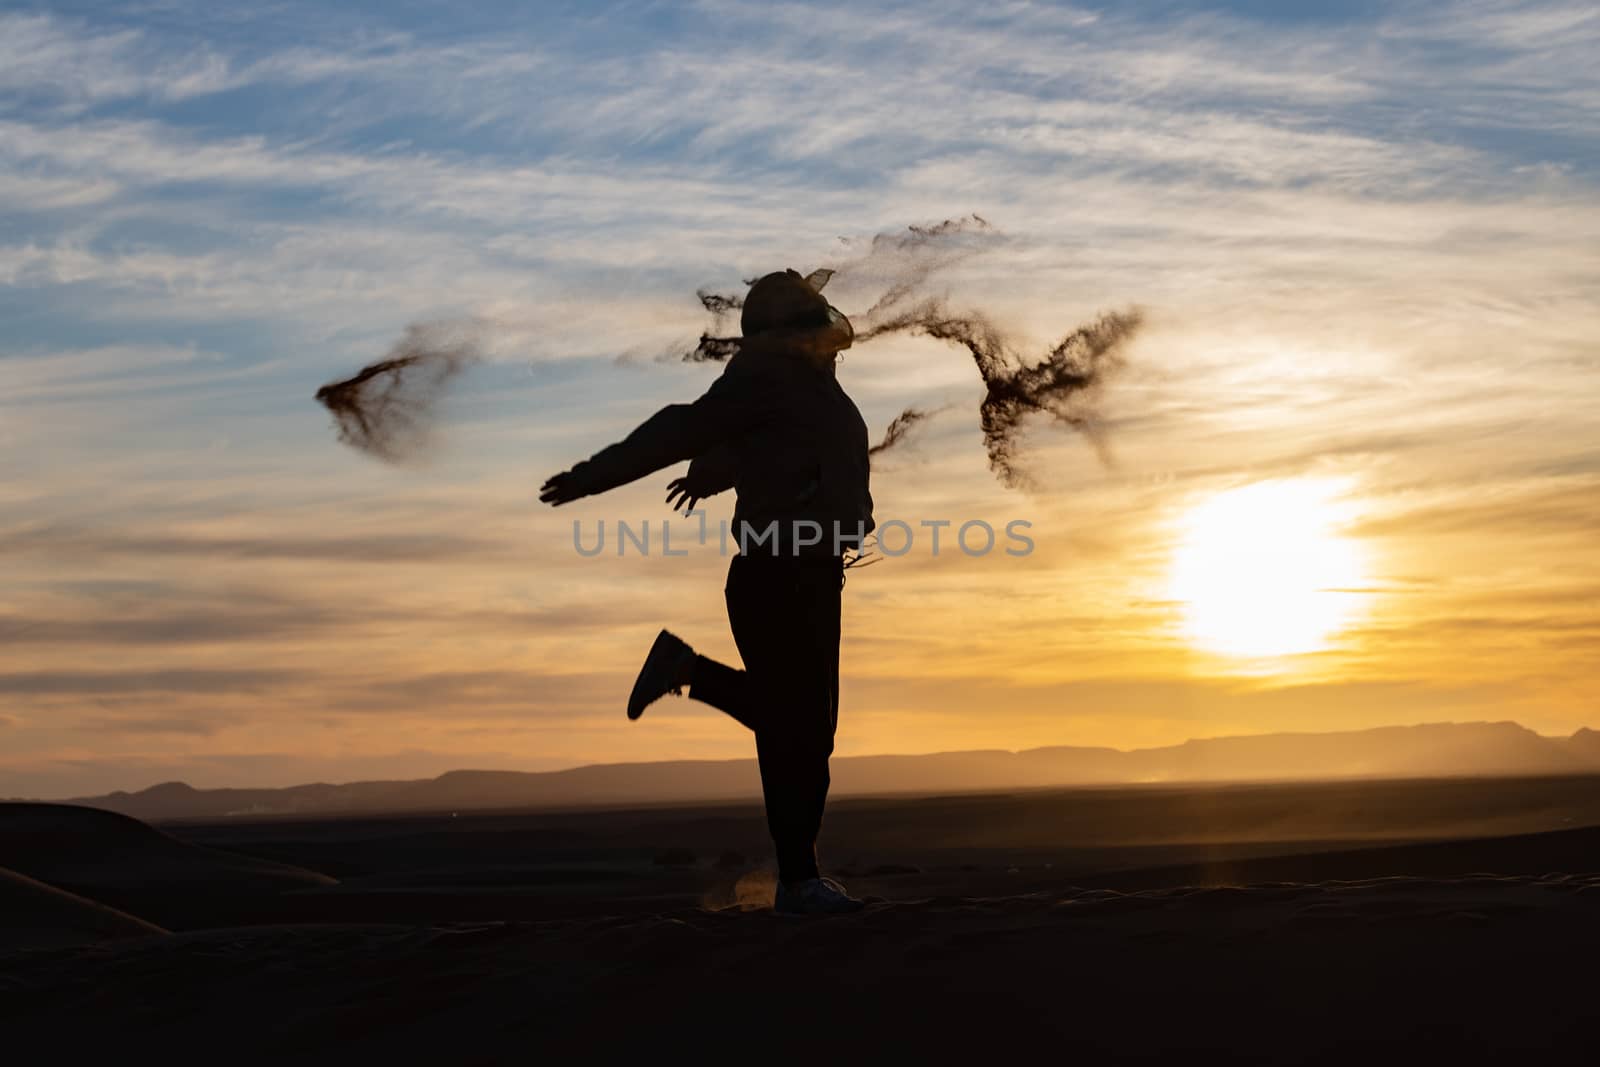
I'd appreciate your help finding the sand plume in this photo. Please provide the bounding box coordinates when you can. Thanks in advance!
[314,321,485,463]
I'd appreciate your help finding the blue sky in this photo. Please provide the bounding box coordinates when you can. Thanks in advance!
[2,1,1597,796]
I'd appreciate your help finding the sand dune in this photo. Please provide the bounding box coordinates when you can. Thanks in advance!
[2,866,1596,1062]
[0,867,166,953]
[4,786,1598,1061]
[1077,821,1600,891]
[0,804,335,929]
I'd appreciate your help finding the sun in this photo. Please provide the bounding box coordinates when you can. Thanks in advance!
[1169,479,1367,658]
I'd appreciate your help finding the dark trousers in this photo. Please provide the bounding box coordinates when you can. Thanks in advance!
[688,553,842,884]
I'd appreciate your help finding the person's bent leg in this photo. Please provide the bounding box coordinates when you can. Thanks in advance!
[686,654,761,732]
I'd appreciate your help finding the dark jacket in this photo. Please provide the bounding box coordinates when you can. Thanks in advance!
[568,334,875,554]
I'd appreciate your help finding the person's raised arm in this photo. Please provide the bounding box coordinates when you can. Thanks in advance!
[539,355,776,506]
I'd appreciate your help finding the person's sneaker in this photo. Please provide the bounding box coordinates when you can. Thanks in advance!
[774,877,865,916]
[627,629,696,720]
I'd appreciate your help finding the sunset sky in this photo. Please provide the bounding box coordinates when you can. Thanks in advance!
[3,0,1596,797]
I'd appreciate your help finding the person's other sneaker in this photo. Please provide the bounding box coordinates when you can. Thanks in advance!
[774,877,865,916]
[627,629,696,720]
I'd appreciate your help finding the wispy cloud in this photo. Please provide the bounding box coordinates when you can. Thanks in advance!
[0,668,306,695]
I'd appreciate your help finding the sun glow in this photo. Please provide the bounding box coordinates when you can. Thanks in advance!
[1169,479,1367,658]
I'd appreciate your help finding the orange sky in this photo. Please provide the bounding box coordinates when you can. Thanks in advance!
[3,2,1598,797]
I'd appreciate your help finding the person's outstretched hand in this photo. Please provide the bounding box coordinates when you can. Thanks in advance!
[664,476,702,515]
[540,468,592,506]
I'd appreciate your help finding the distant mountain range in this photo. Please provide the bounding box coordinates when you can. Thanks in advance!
[38,721,1600,822]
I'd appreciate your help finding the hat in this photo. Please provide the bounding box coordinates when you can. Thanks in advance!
[741,270,832,336]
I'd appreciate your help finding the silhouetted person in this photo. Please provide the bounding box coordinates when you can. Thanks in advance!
[540,269,872,915]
